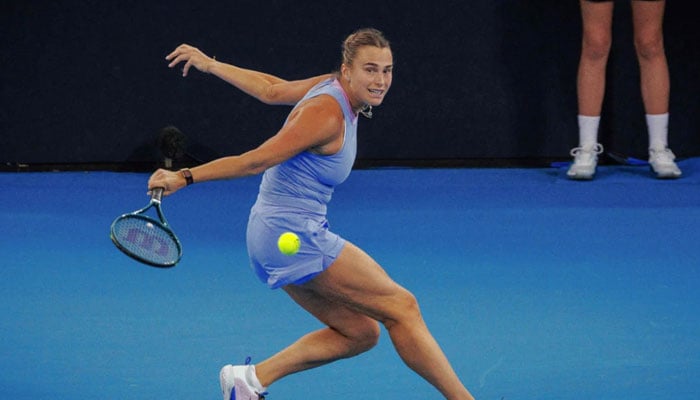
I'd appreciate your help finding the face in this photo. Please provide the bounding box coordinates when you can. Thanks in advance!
[342,46,393,111]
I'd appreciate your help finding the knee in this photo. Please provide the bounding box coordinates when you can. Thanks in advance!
[359,320,381,351]
[347,319,380,355]
[382,288,423,330]
[634,35,665,61]
[581,33,611,62]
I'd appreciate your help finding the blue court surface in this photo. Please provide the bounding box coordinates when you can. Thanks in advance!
[2,159,699,399]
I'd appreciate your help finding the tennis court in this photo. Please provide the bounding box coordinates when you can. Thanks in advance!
[2,159,699,399]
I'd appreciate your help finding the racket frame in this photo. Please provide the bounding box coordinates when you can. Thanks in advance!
[110,188,182,268]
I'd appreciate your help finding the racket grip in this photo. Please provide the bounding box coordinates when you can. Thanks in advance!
[151,187,164,203]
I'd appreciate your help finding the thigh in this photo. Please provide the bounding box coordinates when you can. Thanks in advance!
[631,0,665,39]
[580,0,614,38]
[283,281,378,338]
[293,241,415,323]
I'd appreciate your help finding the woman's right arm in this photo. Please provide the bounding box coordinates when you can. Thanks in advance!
[147,94,344,195]
[166,44,332,105]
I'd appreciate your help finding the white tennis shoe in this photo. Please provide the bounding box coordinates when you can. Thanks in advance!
[567,143,604,180]
[220,362,267,400]
[649,147,682,179]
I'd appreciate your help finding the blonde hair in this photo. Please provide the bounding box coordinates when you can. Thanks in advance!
[341,28,391,67]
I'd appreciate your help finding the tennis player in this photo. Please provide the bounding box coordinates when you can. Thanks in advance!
[148,28,475,400]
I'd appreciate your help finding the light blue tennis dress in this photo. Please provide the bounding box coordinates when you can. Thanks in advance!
[246,78,358,289]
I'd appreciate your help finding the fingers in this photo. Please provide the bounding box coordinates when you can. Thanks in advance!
[147,169,165,190]
[164,48,178,61]
[165,44,192,75]
[148,168,188,196]
[182,60,193,77]
[165,44,188,63]
[148,169,173,195]
[166,54,183,69]
[165,44,210,76]
[166,50,189,70]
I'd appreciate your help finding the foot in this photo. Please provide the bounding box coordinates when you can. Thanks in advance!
[220,363,267,400]
[649,148,682,179]
[567,143,604,180]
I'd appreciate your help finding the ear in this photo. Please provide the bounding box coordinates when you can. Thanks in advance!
[341,64,350,81]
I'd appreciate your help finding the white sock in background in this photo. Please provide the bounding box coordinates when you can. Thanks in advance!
[646,113,669,150]
[578,115,601,149]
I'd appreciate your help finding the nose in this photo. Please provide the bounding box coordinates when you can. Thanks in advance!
[374,73,386,86]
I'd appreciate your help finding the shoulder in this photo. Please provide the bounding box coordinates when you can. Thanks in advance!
[292,94,344,126]
[280,94,344,152]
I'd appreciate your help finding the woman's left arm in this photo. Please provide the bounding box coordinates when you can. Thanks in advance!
[166,44,332,105]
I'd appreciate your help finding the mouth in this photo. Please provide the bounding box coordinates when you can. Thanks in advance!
[368,88,385,98]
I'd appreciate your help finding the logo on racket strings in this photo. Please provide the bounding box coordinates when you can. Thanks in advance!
[123,227,173,257]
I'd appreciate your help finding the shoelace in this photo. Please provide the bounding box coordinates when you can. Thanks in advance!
[650,148,676,163]
[570,143,604,158]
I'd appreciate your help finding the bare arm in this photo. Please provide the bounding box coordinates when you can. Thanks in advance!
[148,95,344,195]
[165,44,332,105]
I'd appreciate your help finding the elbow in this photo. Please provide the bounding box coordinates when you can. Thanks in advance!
[245,157,274,176]
[259,87,278,105]
[238,149,284,176]
[260,85,290,105]
[247,163,268,176]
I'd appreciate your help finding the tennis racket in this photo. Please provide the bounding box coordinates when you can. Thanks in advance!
[110,187,182,268]
[607,151,649,166]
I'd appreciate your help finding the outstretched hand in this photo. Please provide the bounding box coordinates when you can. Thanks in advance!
[148,168,186,196]
[166,44,216,77]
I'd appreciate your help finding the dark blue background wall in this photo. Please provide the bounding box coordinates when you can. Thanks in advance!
[2,0,699,168]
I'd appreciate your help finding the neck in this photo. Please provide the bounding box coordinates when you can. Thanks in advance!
[337,77,365,114]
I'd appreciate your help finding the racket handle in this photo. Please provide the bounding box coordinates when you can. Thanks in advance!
[151,187,164,203]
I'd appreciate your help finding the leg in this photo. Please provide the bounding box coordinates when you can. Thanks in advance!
[631,0,669,114]
[567,1,614,180]
[254,284,381,384]
[577,0,614,117]
[255,241,474,400]
[631,1,680,177]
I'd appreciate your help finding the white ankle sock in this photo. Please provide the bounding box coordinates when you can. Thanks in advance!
[578,115,600,149]
[646,113,669,150]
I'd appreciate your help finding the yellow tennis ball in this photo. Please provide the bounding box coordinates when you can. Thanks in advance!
[277,232,300,255]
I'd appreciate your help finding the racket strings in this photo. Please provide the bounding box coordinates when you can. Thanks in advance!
[112,216,180,265]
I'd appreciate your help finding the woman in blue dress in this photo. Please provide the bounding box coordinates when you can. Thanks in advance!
[148,28,474,400]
